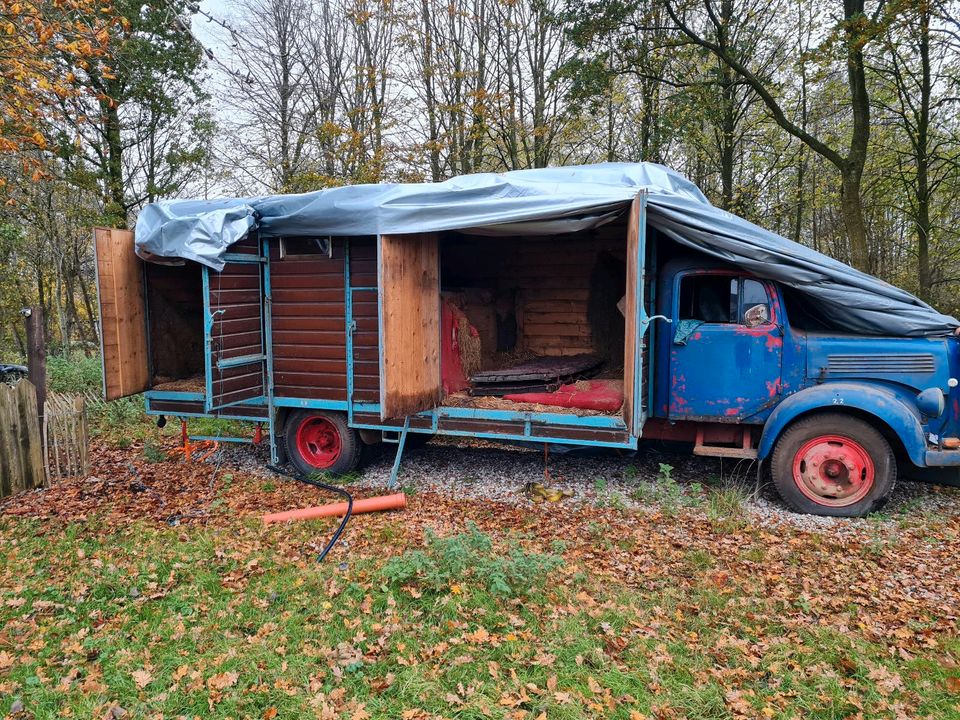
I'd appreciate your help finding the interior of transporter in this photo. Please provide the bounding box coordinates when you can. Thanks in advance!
[128,200,668,479]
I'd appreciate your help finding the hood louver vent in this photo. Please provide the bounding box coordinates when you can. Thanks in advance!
[827,354,936,374]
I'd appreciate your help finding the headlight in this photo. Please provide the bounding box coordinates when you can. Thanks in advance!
[917,387,946,418]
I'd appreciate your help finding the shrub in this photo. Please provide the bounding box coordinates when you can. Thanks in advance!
[381,523,562,599]
[46,355,103,394]
[91,396,144,435]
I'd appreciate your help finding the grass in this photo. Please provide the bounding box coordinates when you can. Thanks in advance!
[1,514,958,719]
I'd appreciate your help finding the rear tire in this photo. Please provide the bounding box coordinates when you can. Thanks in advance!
[770,413,896,517]
[284,410,360,477]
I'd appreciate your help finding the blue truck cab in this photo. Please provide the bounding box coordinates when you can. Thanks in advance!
[651,256,960,516]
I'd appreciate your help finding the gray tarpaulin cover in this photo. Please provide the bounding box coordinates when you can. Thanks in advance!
[135,162,958,337]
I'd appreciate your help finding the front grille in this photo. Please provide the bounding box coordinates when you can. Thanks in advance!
[827,353,936,374]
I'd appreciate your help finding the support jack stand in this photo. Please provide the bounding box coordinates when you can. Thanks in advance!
[388,418,410,490]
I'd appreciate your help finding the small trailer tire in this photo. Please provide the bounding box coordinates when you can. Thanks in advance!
[770,413,896,517]
[284,410,361,477]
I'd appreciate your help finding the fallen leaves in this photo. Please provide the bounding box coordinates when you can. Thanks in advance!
[131,668,152,689]
[206,671,239,691]
[1,440,959,719]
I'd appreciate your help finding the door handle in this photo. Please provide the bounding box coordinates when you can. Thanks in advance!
[646,315,672,324]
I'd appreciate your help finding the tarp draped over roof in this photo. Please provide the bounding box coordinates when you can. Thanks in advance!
[134,162,958,337]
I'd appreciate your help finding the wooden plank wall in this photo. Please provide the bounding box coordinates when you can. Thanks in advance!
[0,380,46,497]
[209,237,265,406]
[94,227,149,400]
[441,230,627,358]
[269,238,349,401]
[378,233,441,419]
[145,262,204,381]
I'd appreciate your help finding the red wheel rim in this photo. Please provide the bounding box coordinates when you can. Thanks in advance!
[295,417,342,469]
[792,434,875,507]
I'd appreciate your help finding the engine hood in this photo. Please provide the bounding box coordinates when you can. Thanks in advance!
[805,333,954,394]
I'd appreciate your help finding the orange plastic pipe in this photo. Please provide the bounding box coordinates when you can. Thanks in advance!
[262,493,406,524]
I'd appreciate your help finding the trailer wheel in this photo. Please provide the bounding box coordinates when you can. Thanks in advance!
[284,410,360,477]
[770,413,896,517]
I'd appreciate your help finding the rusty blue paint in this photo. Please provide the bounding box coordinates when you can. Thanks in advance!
[757,381,928,464]
[664,268,783,422]
[651,254,960,471]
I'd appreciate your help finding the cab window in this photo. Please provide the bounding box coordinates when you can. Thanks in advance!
[678,275,771,326]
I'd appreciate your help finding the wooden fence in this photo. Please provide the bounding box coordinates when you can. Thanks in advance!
[44,392,90,480]
[0,380,45,498]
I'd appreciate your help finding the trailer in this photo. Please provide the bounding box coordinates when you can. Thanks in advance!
[95,163,960,517]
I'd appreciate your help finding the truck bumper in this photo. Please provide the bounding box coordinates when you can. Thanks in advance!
[924,449,960,466]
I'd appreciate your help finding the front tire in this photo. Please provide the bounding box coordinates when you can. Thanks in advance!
[284,410,360,477]
[770,413,896,517]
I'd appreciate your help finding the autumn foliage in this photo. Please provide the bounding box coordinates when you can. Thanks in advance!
[0,0,119,183]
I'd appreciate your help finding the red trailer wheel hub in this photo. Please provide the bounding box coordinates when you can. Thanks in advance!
[296,417,342,469]
[792,434,875,507]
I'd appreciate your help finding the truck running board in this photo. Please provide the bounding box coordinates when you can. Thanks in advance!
[692,445,758,459]
[692,426,758,459]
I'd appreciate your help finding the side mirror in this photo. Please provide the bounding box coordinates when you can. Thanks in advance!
[743,304,769,327]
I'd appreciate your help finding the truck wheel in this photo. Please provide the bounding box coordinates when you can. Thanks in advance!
[284,410,360,477]
[770,413,896,517]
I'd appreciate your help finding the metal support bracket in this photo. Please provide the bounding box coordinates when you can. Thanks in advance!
[388,418,410,490]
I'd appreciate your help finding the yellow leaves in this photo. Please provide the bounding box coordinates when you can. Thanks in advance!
[262,707,278,720]
[464,626,490,644]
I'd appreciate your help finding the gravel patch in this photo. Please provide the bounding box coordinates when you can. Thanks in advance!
[211,435,960,536]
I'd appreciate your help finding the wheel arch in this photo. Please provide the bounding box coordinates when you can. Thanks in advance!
[758,383,926,466]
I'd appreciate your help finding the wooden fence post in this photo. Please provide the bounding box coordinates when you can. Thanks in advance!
[22,306,46,428]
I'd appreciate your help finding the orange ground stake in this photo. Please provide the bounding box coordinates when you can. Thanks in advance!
[262,493,407,524]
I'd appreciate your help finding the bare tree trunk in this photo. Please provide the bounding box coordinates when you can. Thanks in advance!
[916,2,932,299]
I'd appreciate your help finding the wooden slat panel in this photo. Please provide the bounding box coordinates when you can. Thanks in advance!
[209,258,264,407]
[94,227,149,400]
[378,233,440,419]
[269,246,348,400]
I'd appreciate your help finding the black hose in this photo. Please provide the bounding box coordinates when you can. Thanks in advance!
[266,464,353,563]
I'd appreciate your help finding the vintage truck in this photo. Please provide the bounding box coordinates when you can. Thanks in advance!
[94,163,960,517]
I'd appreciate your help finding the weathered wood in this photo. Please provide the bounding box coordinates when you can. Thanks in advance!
[24,305,46,426]
[378,233,441,420]
[43,392,90,481]
[94,227,149,400]
[0,380,46,496]
[471,354,603,383]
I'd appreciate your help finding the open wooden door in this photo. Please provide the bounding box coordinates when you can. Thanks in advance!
[622,193,647,437]
[94,227,149,400]
[378,233,441,420]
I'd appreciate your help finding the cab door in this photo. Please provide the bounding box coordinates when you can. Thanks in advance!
[668,272,783,421]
